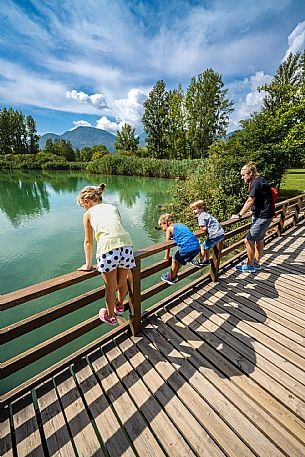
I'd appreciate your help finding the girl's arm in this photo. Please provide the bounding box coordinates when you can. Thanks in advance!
[78,211,93,271]
[164,226,174,260]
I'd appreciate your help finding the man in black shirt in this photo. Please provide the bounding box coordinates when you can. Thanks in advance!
[232,162,273,272]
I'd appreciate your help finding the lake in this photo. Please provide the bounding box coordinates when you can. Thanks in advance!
[1,169,179,394]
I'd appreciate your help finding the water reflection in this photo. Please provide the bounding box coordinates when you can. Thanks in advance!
[0,170,170,242]
[0,170,171,295]
[0,172,50,226]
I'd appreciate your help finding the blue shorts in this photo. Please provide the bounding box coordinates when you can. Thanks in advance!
[246,217,273,241]
[97,246,135,273]
[202,234,224,250]
[174,248,200,265]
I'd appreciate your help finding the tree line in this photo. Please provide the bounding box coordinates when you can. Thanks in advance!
[0,108,40,155]
[0,51,304,180]
[168,50,305,224]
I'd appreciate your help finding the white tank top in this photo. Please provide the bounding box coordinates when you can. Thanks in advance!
[89,203,133,257]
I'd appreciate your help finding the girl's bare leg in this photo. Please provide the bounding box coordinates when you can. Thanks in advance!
[101,269,117,318]
[116,268,129,305]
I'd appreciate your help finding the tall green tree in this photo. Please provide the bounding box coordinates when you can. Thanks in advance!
[185,69,234,158]
[0,108,39,155]
[114,123,140,153]
[0,108,14,154]
[238,51,305,172]
[26,115,40,154]
[142,80,170,158]
[166,85,188,159]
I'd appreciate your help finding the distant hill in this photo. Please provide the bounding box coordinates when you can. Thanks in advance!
[39,126,116,152]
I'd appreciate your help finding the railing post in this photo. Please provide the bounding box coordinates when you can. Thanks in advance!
[293,198,302,225]
[210,240,223,282]
[277,203,288,236]
[128,259,142,336]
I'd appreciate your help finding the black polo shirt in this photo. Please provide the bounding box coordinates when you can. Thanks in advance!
[249,176,273,219]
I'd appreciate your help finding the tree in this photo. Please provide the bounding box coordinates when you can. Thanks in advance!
[241,50,305,171]
[114,123,139,153]
[185,69,234,158]
[43,139,75,161]
[77,146,94,162]
[166,85,188,159]
[0,108,14,154]
[26,115,40,154]
[142,80,170,158]
[92,149,110,160]
[0,108,39,155]
[91,144,108,155]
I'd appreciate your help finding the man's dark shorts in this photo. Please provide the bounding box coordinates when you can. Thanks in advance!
[174,248,200,265]
[246,217,273,241]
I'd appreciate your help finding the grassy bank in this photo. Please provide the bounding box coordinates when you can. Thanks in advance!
[280,168,305,200]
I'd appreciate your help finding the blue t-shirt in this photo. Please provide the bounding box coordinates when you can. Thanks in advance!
[172,223,200,253]
[198,212,224,239]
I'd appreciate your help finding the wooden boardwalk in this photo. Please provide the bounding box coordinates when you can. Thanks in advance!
[2,221,305,456]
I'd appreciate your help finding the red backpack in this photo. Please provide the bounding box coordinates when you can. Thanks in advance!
[271,187,279,216]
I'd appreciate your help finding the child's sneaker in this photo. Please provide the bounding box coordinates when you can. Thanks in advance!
[191,258,210,268]
[161,273,178,285]
[114,301,125,315]
[253,261,261,271]
[236,263,255,273]
[99,308,118,326]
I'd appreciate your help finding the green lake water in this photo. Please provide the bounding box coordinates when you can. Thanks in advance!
[1,169,200,394]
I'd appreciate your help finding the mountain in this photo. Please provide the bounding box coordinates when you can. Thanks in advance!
[39,126,116,152]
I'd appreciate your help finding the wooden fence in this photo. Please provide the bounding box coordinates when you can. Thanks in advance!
[1,193,304,403]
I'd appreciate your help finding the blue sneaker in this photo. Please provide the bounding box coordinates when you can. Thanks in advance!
[236,263,255,272]
[161,273,178,285]
[253,262,261,271]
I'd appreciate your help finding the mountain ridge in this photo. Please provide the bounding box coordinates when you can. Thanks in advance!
[39,126,117,151]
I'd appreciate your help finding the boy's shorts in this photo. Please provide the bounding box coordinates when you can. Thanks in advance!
[174,248,200,265]
[97,246,135,273]
[246,217,273,241]
[202,234,224,250]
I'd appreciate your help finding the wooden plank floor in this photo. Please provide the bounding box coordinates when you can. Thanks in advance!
[2,221,305,456]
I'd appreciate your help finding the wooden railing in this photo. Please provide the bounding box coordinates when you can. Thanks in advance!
[1,193,305,403]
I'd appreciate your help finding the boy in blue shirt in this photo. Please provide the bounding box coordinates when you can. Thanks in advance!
[190,200,224,267]
[158,213,200,285]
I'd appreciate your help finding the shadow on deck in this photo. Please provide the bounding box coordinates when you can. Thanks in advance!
[2,221,305,456]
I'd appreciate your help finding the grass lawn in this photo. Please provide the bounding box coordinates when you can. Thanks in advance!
[280,168,305,200]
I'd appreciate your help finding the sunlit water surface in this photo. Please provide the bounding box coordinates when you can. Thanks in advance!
[1,169,179,394]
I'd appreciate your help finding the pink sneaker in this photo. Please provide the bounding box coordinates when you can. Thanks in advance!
[98,308,117,326]
[114,302,125,315]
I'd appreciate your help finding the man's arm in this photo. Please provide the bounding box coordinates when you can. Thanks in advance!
[232,196,255,219]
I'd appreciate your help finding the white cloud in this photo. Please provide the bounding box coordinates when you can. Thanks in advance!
[71,120,93,129]
[283,21,305,61]
[96,116,124,134]
[69,87,148,133]
[228,71,273,130]
[112,89,147,128]
[66,90,108,109]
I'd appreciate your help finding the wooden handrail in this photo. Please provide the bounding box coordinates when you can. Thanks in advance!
[1,191,304,394]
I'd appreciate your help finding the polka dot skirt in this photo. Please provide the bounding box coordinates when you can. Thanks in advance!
[97,245,135,273]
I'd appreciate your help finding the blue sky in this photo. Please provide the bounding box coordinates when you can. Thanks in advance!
[1,0,305,136]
